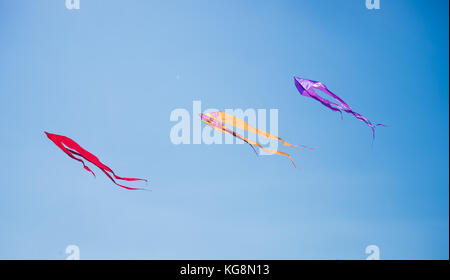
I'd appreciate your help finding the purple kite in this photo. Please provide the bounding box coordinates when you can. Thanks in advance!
[294,77,385,139]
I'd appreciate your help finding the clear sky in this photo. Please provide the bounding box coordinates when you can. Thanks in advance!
[0,0,448,260]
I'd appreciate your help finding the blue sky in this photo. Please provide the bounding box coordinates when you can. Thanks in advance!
[0,0,448,259]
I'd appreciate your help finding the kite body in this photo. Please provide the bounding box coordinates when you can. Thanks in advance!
[200,112,312,168]
[294,77,384,138]
[45,132,147,190]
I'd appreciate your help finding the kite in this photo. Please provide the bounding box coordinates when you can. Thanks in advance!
[200,112,312,168]
[294,77,385,139]
[45,132,147,190]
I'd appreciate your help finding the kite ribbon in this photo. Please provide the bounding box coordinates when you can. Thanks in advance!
[212,112,312,149]
[45,132,147,190]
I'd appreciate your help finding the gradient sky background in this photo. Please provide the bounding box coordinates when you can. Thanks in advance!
[0,0,448,260]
